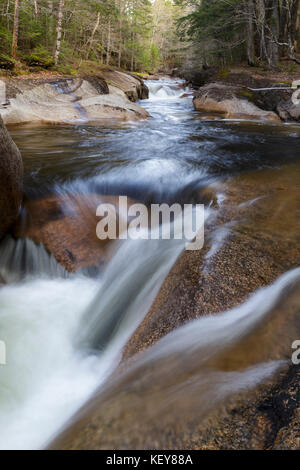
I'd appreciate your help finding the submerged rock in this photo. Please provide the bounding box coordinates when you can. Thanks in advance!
[0,116,23,239]
[193,83,281,123]
[0,73,149,125]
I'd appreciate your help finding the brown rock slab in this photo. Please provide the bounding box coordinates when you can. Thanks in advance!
[13,194,137,273]
[193,83,281,123]
[50,162,300,449]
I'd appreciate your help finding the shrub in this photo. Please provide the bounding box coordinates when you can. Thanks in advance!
[24,46,54,68]
[0,54,17,70]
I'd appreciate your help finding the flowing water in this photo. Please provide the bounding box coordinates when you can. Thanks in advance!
[0,79,300,449]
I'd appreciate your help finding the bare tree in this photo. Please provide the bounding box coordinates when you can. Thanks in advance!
[247,0,256,65]
[266,0,300,64]
[86,11,100,60]
[11,0,19,59]
[54,0,64,66]
[33,0,38,17]
[256,0,272,65]
[118,0,123,68]
[106,19,111,65]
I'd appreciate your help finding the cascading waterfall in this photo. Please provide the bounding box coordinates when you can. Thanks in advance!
[0,236,69,283]
[0,78,299,450]
[51,267,300,450]
[0,203,203,450]
[146,78,188,101]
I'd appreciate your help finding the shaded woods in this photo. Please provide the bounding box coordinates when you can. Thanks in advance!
[0,0,299,73]
[0,0,184,73]
[178,0,300,69]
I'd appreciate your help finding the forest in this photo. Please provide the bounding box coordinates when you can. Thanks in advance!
[0,0,299,74]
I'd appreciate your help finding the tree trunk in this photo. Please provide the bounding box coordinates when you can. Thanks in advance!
[54,0,64,66]
[286,0,300,62]
[11,0,19,59]
[6,0,10,28]
[257,0,272,66]
[118,1,122,68]
[100,30,104,64]
[268,0,279,67]
[85,11,100,60]
[247,0,256,65]
[278,0,288,56]
[118,39,122,68]
[130,31,134,71]
[295,0,300,50]
[106,20,111,65]
[33,0,38,17]
[291,0,300,49]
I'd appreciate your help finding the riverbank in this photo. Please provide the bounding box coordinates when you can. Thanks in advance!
[179,64,300,123]
[0,67,149,125]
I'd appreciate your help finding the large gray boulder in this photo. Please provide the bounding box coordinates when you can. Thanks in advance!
[1,74,149,125]
[0,115,23,239]
[193,83,281,123]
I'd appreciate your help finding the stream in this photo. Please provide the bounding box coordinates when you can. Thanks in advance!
[0,79,300,449]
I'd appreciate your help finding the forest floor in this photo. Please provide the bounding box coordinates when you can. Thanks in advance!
[0,61,136,80]
[0,59,299,84]
[227,62,300,84]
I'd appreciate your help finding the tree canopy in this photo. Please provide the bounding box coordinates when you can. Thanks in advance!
[0,0,299,73]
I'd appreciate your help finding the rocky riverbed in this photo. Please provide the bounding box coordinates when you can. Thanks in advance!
[0,74,299,450]
[0,69,149,125]
[50,162,300,450]
[180,67,300,123]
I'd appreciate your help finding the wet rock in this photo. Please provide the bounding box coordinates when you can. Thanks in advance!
[0,116,23,240]
[277,100,300,122]
[50,166,300,450]
[13,193,137,273]
[273,409,300,450]
[248,84,300,122]
[126,165,300,357]
[0,74,149,125]
[190,365,300,450]
[142,75,160,81]
[184,69,298,122]
[126,73,149,99]
[99,68,149,101]
[193,83,281,123]
[81,75,109,95]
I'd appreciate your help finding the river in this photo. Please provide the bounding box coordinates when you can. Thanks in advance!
[0,79,300,449]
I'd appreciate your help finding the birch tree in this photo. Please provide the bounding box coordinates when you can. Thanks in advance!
[54,0,64,65]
